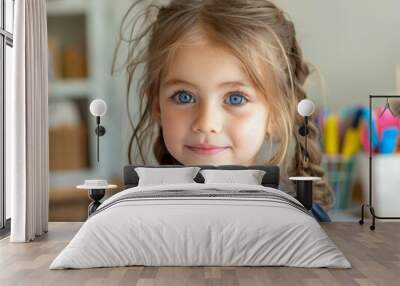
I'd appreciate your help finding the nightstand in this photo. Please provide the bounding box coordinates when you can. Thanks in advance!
[289,176,321,210]
[77,180,117,216]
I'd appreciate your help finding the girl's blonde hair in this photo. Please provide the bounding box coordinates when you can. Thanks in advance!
[112,0,334,209]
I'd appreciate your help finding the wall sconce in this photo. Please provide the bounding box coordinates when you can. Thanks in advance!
[297,98,315,163]
[89,99,107,162]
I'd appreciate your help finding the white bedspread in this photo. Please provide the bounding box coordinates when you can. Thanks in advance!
[50,183,351,269]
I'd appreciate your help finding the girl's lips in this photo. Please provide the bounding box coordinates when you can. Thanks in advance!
[186,145,229,155]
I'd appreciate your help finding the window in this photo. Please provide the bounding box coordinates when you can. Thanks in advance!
[1,0,14,234]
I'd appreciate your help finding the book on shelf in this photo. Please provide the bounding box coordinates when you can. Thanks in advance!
[48,37,63,80]
[62,42,88,79]
[48,38,88,80]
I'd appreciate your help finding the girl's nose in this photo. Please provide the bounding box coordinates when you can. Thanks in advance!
[191,103,223,134]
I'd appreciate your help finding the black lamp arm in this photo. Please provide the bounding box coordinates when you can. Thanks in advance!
[298,116,309,163]
[304,116,308,162]
[94,116,106,162]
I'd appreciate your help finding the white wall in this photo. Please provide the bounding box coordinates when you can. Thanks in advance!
[276,0,400,111]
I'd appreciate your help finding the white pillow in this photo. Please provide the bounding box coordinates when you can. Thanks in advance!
[200,169,266,185]
[135,167,201,186]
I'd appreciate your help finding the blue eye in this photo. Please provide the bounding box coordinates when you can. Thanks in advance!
[226,93,247,106]
[172,90,194,104]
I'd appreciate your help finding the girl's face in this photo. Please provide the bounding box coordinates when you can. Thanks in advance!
[154,40,270,166]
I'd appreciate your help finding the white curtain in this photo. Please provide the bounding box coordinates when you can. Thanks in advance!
[6,0,49,242]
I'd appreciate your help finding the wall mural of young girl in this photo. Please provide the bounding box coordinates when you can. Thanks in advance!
[112,0,334,217]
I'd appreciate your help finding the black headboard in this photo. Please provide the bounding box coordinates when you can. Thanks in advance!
[123,165,280,189]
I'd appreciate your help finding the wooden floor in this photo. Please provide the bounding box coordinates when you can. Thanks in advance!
[0,222,399,286]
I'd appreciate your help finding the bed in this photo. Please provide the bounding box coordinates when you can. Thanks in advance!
[49,165,351,269]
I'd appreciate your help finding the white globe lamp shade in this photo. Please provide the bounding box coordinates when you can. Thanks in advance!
[297,99,315,117]
[90,99,107,117]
